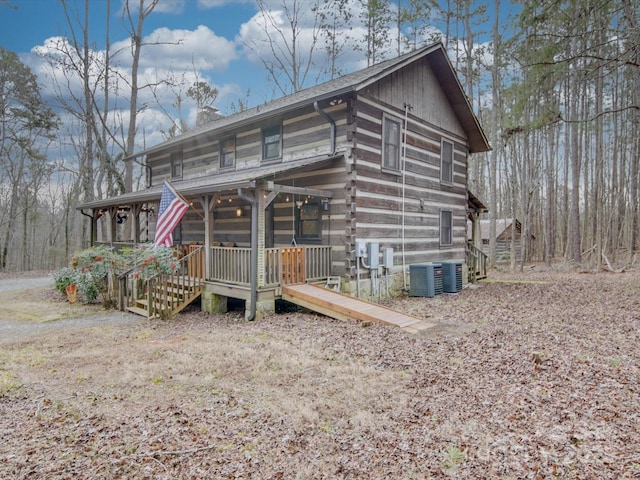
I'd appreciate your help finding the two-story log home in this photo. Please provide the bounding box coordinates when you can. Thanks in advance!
[79,42,490,320]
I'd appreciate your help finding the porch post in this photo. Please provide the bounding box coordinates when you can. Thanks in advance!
[132,204,142,244]
[256,185,266,288]
[109,207,118,245]
[201,195,215,280]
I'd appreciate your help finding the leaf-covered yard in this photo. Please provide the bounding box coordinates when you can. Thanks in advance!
[1,268,639,478]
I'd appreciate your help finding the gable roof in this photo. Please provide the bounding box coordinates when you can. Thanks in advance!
[479,219,524,241]
[131,42,489,160]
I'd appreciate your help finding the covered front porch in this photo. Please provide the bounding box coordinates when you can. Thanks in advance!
[81,155,341,319]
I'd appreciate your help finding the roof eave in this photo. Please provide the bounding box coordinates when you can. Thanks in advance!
[425,47,491,154]
[124,87,357,161]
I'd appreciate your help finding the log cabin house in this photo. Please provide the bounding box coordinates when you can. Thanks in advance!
[79,42,490,320]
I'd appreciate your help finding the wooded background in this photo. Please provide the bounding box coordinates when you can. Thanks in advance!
[0,0,637,272]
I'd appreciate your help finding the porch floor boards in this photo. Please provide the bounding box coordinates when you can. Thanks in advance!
[282,284,435,334]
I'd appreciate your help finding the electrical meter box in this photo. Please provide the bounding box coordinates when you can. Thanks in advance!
[382,247,394,268]
[355,241,367,258]
[367,242,379,269]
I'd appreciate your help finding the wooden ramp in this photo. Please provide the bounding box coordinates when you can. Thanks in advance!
[282,284,435,334]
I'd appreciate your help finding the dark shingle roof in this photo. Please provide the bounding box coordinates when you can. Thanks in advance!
[131,42,489,158]
[78,153,342,210]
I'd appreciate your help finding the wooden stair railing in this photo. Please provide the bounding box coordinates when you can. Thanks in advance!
[119,246,205,319]
[466,243,488,282]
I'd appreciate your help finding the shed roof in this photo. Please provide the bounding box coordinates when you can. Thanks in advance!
[79,153,341,210]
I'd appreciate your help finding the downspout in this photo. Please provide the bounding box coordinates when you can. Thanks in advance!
[401,103,413,291]
[238,188,257,321]
[313,101,336,155]
[80,209,95,246]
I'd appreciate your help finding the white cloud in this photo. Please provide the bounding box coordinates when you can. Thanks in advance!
[197,0,253,7]
[111,25,237,72]
[154,0,187,14]
[236,2,366,92]
[119,0,186,15]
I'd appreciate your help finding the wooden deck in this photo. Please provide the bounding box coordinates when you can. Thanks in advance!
[282,284,435,334]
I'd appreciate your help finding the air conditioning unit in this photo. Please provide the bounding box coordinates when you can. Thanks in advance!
[442,261,463,293]
[409,263,443,297]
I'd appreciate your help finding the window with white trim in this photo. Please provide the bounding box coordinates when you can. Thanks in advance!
[441,139,454,184]
[220,136,235,168]
[262,125,282,161]
[382,115,401,170]
[170,150,183,178]
[440,209,453,247]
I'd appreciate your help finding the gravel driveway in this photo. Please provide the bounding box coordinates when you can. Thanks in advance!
[0,276,140,343]
[0,275,53,293]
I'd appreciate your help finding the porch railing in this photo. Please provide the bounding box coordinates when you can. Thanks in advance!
[119,246,204,318]
[209,245,332,287]
[466,242,488,282]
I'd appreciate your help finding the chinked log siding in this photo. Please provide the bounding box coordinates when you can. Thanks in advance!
[81,43,490,312]
[348,89,469,275]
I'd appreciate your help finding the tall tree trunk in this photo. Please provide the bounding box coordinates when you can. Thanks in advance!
[489,0,500,266]
[623,0,639,259]
[569,5,581,263]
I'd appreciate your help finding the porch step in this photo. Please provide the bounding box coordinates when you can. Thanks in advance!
[325,276,341,291]
[120,247,205,320]
[127,305,151,317]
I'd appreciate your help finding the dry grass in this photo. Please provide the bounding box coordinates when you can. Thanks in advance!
[1,267,640,478]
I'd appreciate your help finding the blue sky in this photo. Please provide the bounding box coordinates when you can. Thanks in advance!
[0,0,515,166]
[1,0,266,112]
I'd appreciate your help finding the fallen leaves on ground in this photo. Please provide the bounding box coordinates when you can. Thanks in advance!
[1,267,640,479]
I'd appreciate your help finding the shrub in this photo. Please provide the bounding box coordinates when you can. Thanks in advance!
[53,267,76,295]
[53,244,179,308]
[123,243,179,281]
[64,246,123,307]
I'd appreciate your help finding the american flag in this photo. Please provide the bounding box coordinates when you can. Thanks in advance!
[154,180,189,247]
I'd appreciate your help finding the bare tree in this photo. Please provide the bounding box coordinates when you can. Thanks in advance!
[122,0,160,195]
[250,0,322,96]
[318,0,353,79]
[358,0,393,66]
[0,47,58,270]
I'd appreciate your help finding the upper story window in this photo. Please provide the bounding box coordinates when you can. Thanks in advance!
[220,136,235,169]
[440,209,453,247]
[262,125,282,161]
[441,139,454,184]
[382,115,401,171]
[170,150,183,178]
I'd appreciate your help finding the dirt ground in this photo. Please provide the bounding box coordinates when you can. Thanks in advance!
[1,266,640,479]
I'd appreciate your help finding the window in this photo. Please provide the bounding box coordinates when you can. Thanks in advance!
[173,223,183,245]
[296,201,322,242]
[220,136,235,168]
[440,210,453,247]
[382,116,401,170]
[262,125,281,161]
[441,139,453,183]
[170,150,183,178]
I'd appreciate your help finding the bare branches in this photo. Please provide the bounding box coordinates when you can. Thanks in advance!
[249,0,322,96]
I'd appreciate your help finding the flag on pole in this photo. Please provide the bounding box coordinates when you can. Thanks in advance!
[154,180,189,247]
